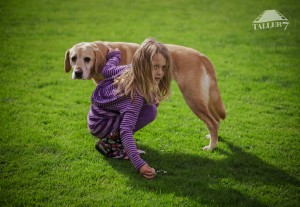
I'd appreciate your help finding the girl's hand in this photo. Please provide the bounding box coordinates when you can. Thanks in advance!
[107,47,119,55]
[139,164,155,179]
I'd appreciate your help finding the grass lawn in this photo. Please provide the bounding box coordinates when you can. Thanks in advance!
[0,0,299,206]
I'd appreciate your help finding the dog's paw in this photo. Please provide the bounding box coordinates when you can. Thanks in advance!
[202,145,216,150]
[206,134,211,139]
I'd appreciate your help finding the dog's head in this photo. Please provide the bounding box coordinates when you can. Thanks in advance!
[64,42,108,81]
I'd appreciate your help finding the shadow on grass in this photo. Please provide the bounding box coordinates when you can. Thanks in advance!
[106,138,299,206]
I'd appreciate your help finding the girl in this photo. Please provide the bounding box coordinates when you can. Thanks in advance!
[87,38,172,179]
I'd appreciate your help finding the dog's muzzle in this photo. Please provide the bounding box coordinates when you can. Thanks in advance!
[74,70,83,79]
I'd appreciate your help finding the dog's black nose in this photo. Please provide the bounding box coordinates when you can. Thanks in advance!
[75,70,83,78]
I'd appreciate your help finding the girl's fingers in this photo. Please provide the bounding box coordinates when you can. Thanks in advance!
[143,173,155,179]
[142,168,155,179]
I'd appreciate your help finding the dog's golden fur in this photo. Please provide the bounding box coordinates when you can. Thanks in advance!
[64,41,226,150]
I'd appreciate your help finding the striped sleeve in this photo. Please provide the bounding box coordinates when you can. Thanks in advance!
[102,51,121,78]
[119,96,146,170]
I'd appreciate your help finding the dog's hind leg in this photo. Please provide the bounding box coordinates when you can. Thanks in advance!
[175,63,220,150]
[184,98,220,150]
[191,102,220,150]
[190,105,220,150]
[202,118,219,150]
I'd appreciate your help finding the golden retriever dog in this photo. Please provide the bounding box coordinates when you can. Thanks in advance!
[64,41,226,150]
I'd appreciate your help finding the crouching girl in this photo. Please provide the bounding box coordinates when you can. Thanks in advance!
[87,38,172,179]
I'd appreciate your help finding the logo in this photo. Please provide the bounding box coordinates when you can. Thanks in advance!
[253,10,289,30]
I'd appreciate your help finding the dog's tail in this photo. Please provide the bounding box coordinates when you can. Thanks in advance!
[203,56,226,120]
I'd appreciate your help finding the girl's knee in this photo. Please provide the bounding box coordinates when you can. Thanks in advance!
[134,104,158,132]
[145,104,157,122]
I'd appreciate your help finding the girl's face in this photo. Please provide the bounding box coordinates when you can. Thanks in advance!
[152,52,167,85]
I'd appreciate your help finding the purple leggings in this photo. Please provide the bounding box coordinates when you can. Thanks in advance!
[88,104,157,139]
[92,104,157,159]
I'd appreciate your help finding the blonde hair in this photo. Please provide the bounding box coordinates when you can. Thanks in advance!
[114,38,173,103]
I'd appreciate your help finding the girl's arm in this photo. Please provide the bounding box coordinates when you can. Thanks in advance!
[102,50,121,78]
[119,96,147,170]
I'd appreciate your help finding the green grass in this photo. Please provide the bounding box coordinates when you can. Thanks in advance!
[0,0,299,206]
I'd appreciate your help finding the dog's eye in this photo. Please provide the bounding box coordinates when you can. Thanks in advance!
[71,56,77,62]
[84,57,91,63]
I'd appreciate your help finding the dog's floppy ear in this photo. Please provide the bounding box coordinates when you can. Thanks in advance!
[64,50,71,73]
[93,42,109,74]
